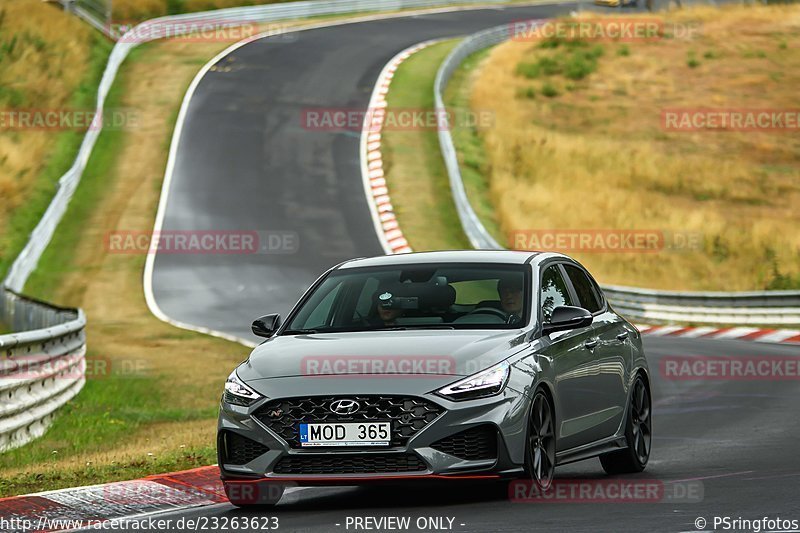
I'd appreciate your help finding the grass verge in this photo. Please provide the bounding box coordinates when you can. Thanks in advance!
[381,40,471,251]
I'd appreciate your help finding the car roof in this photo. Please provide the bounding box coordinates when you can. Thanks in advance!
[337,250,543,269]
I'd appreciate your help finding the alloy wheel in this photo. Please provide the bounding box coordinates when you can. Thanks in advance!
[527,391,556,490]
[630,378,651,464]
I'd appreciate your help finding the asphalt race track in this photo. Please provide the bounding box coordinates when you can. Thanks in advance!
[140,4,800,532]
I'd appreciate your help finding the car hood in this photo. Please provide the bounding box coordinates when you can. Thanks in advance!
[238,329,529,382]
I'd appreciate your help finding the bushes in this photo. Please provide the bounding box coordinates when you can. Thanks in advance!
[515,36,607,98]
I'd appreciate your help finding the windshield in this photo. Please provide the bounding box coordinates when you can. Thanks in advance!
[283,263,529,333]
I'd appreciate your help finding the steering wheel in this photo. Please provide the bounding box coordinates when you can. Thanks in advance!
[468,307,509,321]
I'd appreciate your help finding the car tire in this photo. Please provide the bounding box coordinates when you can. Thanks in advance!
[524,389,557,490]
[600,375,651,474]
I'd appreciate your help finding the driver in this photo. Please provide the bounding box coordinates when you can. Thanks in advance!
[371,289,404,326]
[498,276,524,318]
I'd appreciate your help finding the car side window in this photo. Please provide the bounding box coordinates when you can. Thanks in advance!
[540,265,573,322]
[587,275,605,309]
[563,265,602,313]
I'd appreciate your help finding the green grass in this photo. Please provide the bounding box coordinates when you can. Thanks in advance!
[0,374,217,497]
[0,446,216,498]
[380,40,470,251]
[541,82,560,97]
[443,47,507,247]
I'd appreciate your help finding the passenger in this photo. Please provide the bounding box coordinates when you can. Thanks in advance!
[498,276,524,317]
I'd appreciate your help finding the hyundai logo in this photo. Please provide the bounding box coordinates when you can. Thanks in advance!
[329,399,360,415]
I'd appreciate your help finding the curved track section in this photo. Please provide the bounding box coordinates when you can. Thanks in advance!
[148,4,575,341]
[142,4,800,532]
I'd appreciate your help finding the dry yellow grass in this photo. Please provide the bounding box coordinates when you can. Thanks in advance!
[470,5,800,290]
[0,0,96,266]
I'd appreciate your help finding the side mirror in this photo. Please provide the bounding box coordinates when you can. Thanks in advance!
[542,306,593,336]
[252,314,281,338]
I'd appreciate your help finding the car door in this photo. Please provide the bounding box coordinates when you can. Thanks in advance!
[561,263,630,445]
[537,263,600,452]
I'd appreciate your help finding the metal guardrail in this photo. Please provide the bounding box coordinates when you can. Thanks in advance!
[433,22,800,326]
[603,286,800,326]
[434,24,512,251]
[54,1,115,37]
[0,289,86,452]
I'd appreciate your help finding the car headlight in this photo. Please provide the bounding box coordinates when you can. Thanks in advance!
[223,370,262,407]
[436,361,510,401]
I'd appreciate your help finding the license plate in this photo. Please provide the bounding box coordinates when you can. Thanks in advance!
[299,422,391,447]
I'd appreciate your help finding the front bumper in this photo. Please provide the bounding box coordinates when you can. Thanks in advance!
[217,372,533,485]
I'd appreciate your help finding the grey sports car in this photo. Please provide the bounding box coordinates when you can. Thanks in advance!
[217,250,652,506]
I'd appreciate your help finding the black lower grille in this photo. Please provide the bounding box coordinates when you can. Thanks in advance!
[431,425,498,461]
[254,396,443,448]
[273,453,427,475]
[222,431,269,465]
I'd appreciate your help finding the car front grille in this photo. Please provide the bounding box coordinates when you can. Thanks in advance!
[273,453,427,475]
[221,431,270,465]
[254,396,443,448]
[431,425,498,461]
